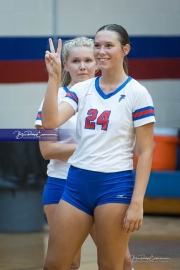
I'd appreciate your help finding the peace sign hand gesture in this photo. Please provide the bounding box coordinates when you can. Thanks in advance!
[45,38,62,78]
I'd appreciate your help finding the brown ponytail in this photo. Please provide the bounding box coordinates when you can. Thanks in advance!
[123,57,128,75]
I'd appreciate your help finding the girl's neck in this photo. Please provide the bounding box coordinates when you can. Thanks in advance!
[100,69,128,94]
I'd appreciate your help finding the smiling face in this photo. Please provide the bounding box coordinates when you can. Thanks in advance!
[63,46,97,87]
[94,30,130,72]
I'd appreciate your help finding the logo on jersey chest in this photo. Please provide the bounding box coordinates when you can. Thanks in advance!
[119,95,126,102]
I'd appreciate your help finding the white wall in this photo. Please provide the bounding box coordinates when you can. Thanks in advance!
[0,0,52,36]
[141,80,180,128]
[0,0,180,36]
[0,83,46,128]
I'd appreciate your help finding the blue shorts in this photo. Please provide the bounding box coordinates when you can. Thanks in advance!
[61,166,135,216]
[43,176,66,205]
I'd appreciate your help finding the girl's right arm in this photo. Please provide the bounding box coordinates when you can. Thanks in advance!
[42,38,74,129]
[39,140,77,161]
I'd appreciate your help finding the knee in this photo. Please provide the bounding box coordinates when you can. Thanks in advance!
[43,259,59,270]
[70,260,80,269]
[123,254,132,270]
[98,261,116,270]
[70,264,80,269]
[98,259,131,270]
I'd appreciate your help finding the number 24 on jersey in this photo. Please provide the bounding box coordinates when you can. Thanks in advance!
[85,109,111,131]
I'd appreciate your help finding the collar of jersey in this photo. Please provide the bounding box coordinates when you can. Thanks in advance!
[63,86,70,93]
[95,76,132,99]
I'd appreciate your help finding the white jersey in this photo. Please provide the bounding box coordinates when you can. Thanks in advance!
[35,86,77,179]
[63,76,156,173]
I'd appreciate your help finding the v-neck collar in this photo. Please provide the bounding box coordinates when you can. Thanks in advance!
[95,76,132,99]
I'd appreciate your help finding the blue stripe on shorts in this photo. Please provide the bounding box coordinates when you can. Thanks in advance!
[43,176,66,205]
[61,166,135,216]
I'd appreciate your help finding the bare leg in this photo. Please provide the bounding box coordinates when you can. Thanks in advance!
[94,203,131,270]
[90,219,132,270]
[44,204,82,269]
[43,200,94,270]
[44,204,57,228]
[123,247,133,270]
[89,224,96,244]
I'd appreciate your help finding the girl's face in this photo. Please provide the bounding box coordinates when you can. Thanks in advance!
[63,46,97,87]
[94,30,130,71]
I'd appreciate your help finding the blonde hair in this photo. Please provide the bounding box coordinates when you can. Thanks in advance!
[61,37,94,87]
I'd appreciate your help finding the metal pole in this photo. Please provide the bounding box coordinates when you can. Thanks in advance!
[52,0,58,48]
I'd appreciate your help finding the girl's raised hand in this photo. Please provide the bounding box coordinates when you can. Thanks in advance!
[45,38,62,78]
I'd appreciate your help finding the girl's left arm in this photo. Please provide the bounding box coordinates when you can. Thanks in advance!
[123,122,154,233]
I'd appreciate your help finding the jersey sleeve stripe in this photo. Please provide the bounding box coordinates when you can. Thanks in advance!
[132,106,155,121]
[36,111,42,120]
[65,91,78,104]
[63,86,70,93]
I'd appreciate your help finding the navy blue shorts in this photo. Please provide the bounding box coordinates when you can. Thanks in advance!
[61,166,135,216]
[43,176,66,205]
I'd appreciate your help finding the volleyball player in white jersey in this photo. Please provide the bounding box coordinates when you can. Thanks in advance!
[42,24,154,270]
[36,36,133,270]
